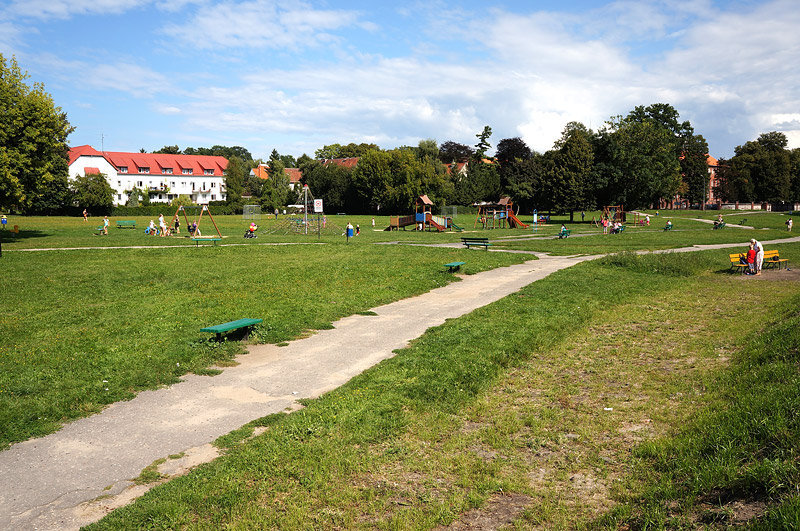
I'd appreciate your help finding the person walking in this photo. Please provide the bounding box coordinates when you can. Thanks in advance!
[158,213,166,237]
[83,209,88,222]
[102,215,109,235]
[751,238,764,275]
[787,218,793,232]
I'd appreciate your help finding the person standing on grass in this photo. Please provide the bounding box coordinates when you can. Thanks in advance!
[787,218,793,231]
[581,211,585,222]
[356,224,360,235]
[173,215,180,234]
[158,214,166,237]
[745,243,756,274]
[103,215,109,235]
[83,209,88,222]
[751,238,764,275]
[646,214,650,226]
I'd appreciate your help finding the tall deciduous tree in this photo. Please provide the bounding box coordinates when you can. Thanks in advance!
[0,54,73,212]
[260,150,290,210]
[730,132,791,203]
[438,141,473,163]
[550,122,594,218]
[71,172,114,214]
[680,133,710,206]
[224,155,246,206]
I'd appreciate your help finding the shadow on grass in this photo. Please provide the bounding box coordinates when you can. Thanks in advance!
[0,229,49,243]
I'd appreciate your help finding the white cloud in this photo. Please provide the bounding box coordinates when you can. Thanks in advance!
[4,0,150,19]
[87,62,173,97]
[163,0,361,50]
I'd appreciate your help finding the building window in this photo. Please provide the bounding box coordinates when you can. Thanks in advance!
[210,182,215,188]
[171,182,175,187]
[158,194,163,200]
[204,169,214,175]
[118,194,122,200]
[191,182,196,190]
[119,166,128,173]
[223,170,227,175]
[163,168,173,174]
[138,167,150,174]
[117,181,121,186]
[182,168,192,174]
[211,195,216,200]
[137,181,143,187]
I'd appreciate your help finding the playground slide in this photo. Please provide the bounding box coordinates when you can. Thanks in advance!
[427,217,446,232]
[450,222,464,232]
[507,211,529,229]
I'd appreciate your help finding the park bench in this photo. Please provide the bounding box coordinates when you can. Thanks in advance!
[201,318,263,341]
[611,225,625,234]
[558,229,571,239]
[116,220,136,229]
[729,253,749,274]
[461,237,491,250]
[94,224,105,235]
[739,218,747,225]
[713,221,726,229]
[192,236,222,246]
[663,224,673,231]
[444,261,465,273]
[762,250,788,270]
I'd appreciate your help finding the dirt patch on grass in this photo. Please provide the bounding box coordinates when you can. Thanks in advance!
[733,267,800,281]
[437,493,533,530]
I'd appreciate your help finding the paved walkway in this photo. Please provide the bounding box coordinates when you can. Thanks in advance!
[2,236,799,530]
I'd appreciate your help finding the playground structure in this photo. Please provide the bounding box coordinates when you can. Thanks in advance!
[175,204,222,239]
[473,197,529,229]
[603,205,625,223]
[385,195,459,231]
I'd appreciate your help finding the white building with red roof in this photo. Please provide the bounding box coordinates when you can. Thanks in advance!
[69,145,228,206]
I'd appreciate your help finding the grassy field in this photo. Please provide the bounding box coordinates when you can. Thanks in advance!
[2,210,799,528]
[85,246,800,529]
[0,238,527,448]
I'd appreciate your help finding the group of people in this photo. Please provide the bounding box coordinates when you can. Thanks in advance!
[741,238,764,275]
[144,214,197,236]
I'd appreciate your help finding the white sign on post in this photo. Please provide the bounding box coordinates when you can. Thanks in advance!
[313,199,323,213]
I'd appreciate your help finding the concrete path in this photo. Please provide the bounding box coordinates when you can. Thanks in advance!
[0,252,597,530]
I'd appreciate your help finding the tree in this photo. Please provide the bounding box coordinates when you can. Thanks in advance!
[730,132,791,203]
[154,145,181,154]
[496,137,532,164]
[593,117,681,209]
[474,126,493,159]
[550,122,594,218]
[71,172,114,214]
[680,133,710,206]
[439,141,474,163]
[0,54,74,212]
[224,155,246,206]
[260,151,290,210]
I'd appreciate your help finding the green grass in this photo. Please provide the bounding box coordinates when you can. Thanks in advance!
[0,241,526,448]
[85,245,800,529]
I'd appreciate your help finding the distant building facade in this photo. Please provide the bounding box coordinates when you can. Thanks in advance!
[69,145,228,206]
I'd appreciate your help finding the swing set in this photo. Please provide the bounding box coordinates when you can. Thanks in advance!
[174,204,222,242]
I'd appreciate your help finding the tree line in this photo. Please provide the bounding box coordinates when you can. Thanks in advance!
[3,52,800,216]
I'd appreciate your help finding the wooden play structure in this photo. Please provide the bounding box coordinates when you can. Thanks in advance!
[386,195,456,231]
[602,205,625,223]
[473,197,529,229]
[175,204,222,241]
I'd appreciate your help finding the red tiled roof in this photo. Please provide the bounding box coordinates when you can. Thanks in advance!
[253,165,303,182]
[69,146,228,176]
[68,145,103,165]
[321,157,359,168]
[706,154,718,166]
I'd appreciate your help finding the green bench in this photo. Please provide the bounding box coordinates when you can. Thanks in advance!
[713,221,726,229]
[201,318,263,341]
[611,225,625,234]
[461,237,491,250]
[663,224,673,231]
[94,224,105,235]
[558,229,571,239]
[444,261,465,272]
[116,220,136,229]
[192,236,222,246]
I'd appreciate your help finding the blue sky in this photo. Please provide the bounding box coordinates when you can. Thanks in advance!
[2,0,799,160]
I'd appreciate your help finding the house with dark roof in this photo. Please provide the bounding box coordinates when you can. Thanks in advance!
[69,145,228,205]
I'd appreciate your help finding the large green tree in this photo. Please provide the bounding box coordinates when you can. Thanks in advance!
[71,172,114,214]
[259,150,290,210]
[550,122,594,218]
[730,132,791,203]
[0,54,73,212]
[680,133,711,206]
[224,155,247,206]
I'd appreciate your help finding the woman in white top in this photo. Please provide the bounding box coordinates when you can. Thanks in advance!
[751,238,764,275]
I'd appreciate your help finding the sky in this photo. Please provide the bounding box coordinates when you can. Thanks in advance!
[2,0,799,161]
